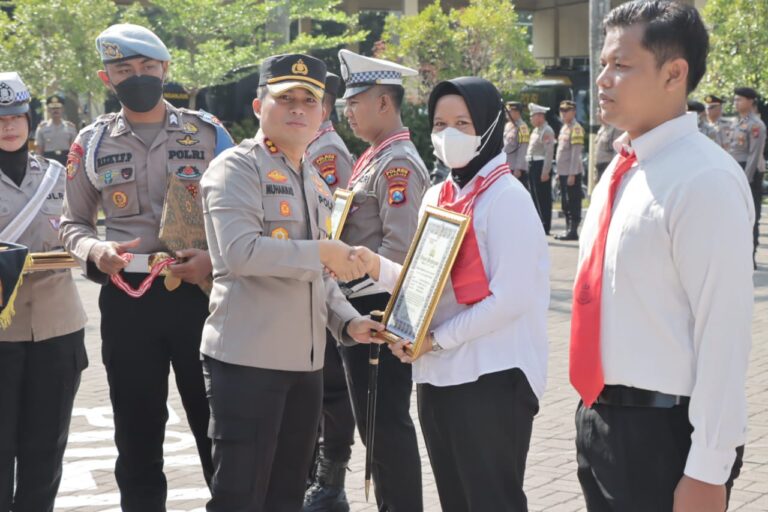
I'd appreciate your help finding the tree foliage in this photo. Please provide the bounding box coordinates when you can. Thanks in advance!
[700,0,768,101]
[0,0,366,113]
[0,0,117,100]
[379,0,538,102]
[129,0,366,107]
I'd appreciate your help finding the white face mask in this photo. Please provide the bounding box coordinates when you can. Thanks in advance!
[431,111,501,169]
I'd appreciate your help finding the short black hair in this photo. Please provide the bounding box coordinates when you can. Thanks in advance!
[323,92,337,112]
[376,84,405,112]
[604,0,709,93]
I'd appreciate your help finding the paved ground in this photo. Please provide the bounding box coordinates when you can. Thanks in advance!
[55,216,768,511]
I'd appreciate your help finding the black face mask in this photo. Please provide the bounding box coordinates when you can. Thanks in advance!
[113,75,164,113]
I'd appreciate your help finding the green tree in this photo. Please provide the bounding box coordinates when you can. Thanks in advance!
[700,0,768,101]
[0,0,118,118]
[379,0,538,102]
[135,0,366,108]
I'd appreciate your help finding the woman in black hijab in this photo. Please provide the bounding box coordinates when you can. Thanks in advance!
[357,77,551,511]
[0,72,88,512]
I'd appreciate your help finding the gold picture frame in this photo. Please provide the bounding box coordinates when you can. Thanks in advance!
[378,206,471,358]
[331,188,354,240]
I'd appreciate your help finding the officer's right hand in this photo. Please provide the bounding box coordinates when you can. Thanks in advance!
[318,240,368,282]
[89,238,141,275]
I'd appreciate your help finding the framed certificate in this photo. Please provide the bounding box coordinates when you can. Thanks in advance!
[378,206,470,358]
[330,189,354,240]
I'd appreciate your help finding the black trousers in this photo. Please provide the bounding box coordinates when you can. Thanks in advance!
[99,277,213,512]
[320,333,355,462]
[339,293,423,512]
[559,174,583,233]
[418,368,539,512]
[204,357,323,512]
[528,160,553,234]
[596,162,610,184]
[750,171,764,255]
[575,401,744,512]
[0,330,87,512]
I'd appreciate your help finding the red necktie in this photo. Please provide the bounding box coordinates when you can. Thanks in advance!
[569,150,637,407]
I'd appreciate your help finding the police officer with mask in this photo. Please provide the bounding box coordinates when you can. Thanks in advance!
[59,24,234,511]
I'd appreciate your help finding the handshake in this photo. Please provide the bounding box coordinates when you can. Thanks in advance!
[318,240,381,282]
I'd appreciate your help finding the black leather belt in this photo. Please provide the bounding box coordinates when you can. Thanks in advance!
[595,385,690,408]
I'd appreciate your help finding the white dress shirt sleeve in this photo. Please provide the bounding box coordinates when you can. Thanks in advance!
[432,186,547,350]
[671,169,754,485]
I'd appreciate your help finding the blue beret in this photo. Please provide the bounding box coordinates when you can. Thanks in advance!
[96,24,171,64]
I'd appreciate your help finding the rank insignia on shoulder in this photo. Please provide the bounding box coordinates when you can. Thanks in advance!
[183,122,199,134]
[267,170,288,183]
[177,165,202,179]
[271,227,289,240]
[177,135,199,146]
[112,191,128,209]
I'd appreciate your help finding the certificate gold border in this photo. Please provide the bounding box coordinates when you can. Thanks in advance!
[331,189,354,240]
[378,205,471,358]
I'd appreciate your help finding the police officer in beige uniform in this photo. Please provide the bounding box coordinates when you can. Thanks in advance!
[307,72,353,193]
[729,87,766,266]
[337,49,428,511]
[0,72,88,512]
[704,94,731,150]
[527,103,556,235]
[303,71,357,511]
[59,24,234,511]
[594,108,620,182]
[503,101,530,189]
[554,100,584,241]
[200,53,380,512]
[34,96,77,165]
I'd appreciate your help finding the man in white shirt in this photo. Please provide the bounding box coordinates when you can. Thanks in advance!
[570,2,754,512]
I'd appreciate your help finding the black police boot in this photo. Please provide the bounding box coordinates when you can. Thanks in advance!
[303,449,350,512]
[555,219,571,240]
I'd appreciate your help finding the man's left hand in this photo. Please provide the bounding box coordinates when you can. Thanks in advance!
[567,174,576,186]
[168,248,212,285]
[673,475,726,512]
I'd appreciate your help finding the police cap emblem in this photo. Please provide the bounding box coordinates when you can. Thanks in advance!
[101,42,123,60]
[292,58,309,76]
[0,82,14,106]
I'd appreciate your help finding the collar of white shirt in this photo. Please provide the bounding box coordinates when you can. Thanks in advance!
[443,152,507,199]
[611,112,698,162]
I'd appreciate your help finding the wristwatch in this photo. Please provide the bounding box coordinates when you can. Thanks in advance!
[430,331,443,352]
